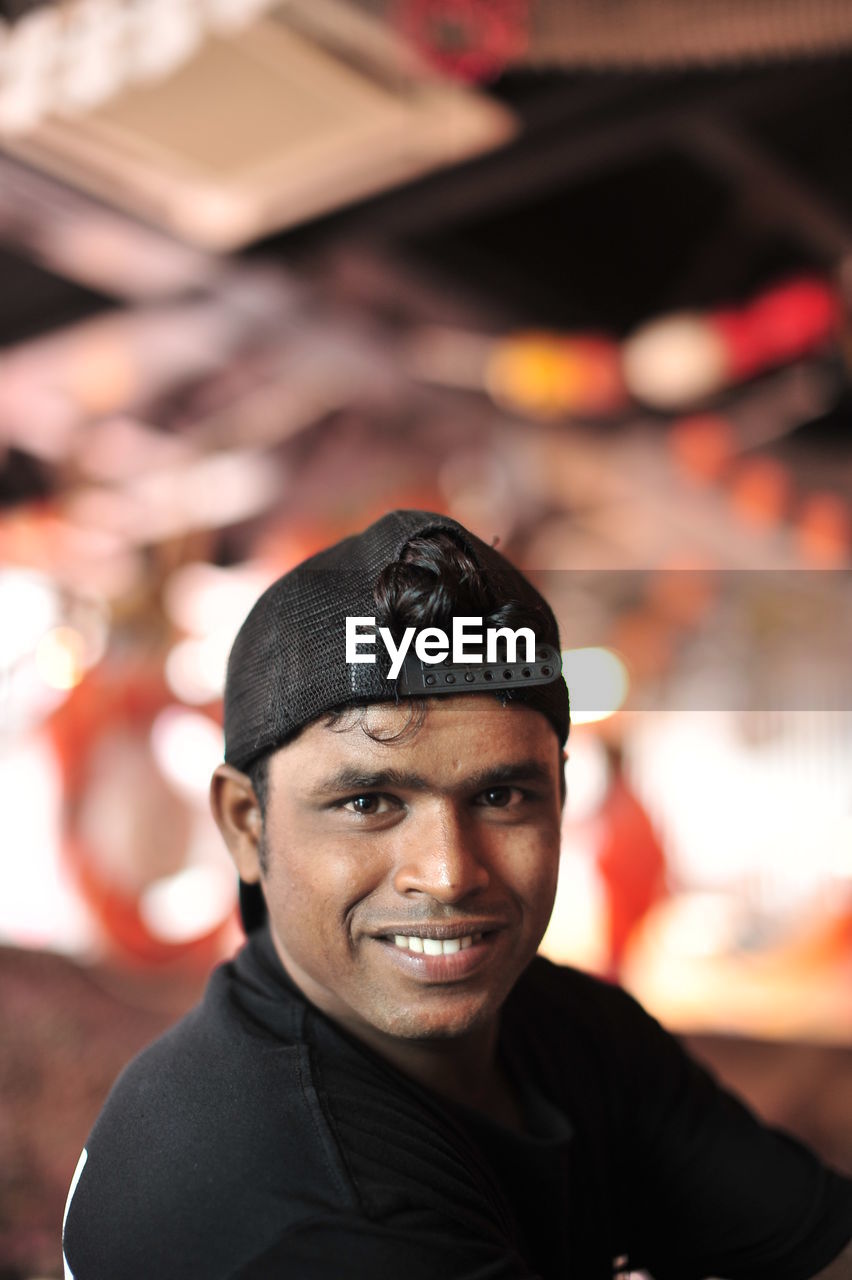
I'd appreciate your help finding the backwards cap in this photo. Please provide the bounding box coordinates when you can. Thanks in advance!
[223,509,570,929]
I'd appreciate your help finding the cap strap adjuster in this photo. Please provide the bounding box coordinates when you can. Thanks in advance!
[396,643,563,695]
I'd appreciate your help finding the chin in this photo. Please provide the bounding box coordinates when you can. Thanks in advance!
[375,996,497,1042]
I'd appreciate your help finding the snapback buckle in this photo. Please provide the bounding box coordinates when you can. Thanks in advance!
[396,644,562,696]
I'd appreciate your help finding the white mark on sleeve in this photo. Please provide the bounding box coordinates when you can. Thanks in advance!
[62,1147,88,1280]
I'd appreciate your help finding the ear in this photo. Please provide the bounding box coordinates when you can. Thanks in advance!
[210,764,264,884]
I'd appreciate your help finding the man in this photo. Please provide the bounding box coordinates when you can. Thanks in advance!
[63,510,852,1279]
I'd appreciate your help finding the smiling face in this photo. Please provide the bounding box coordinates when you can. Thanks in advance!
[216,696,563,1059]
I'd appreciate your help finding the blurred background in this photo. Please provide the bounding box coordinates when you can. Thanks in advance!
[1,1,852,1274]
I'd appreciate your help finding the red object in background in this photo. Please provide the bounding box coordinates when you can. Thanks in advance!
[669,413,738,483]
[49,666,232,968]
[795,491,852,566]
[714,278,842,382]
[596,747,668,978]
[395,0,530,81]
[623,276,841,410]
[729,456,793,528]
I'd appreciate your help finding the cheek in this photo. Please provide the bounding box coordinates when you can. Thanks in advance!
[495,826,560,905]
[264,835,385,928]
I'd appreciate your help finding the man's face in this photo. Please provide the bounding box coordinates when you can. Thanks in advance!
[256,696,563,1052]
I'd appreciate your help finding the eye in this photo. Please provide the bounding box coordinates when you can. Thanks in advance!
[476,786,524,808]
[342,794,393,816]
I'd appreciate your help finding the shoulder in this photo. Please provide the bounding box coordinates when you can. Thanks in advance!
[85,960,320,1151]
[62,961,355,1280]
[510,953,655,1041]
[505,955,695,1125]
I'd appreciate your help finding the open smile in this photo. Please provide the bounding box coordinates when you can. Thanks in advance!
[392,932,482,955]
[370,925,506,981]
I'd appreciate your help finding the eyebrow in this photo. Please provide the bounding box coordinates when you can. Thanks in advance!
[312,759,554,798]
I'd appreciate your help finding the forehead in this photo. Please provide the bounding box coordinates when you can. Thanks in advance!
[271,696,559,786]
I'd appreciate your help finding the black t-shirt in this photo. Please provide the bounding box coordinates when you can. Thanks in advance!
[62,928,852,1279]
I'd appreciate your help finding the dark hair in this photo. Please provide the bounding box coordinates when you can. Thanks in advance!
[248,531,556,826]
[374,530,549,649]
[247,754,270,813]
[246,754,271,872]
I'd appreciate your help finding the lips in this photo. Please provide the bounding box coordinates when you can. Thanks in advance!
[369,922,507,982]
[370,920,505,947]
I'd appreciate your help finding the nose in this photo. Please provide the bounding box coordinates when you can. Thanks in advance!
[392,804,490,903]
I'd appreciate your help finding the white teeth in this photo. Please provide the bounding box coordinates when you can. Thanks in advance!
[392,934,477,955]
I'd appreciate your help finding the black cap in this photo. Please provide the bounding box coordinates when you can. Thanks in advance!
[223,510,570,928]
